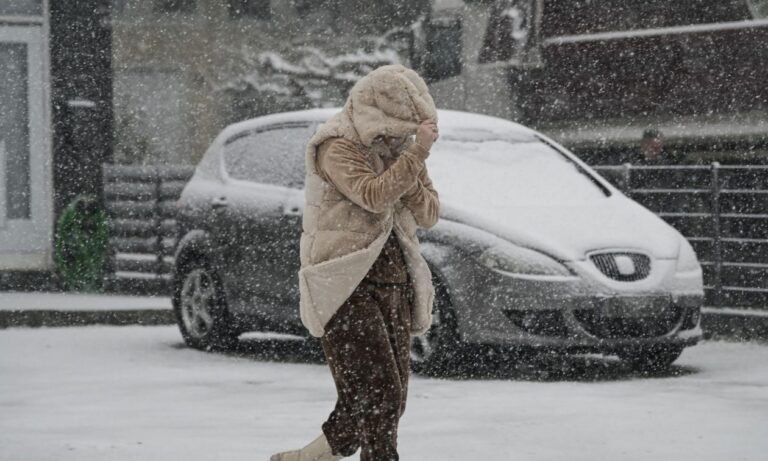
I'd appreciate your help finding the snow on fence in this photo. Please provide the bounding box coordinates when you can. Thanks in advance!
[102,164,195,294]
[594,164,768,311]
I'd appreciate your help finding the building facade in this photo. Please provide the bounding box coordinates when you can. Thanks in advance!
[3,0,767,275]
[432,0,768,163]
[110,0,430,165]
[112,0,768,167]
[0,0,112,273]
[526,0,768,164]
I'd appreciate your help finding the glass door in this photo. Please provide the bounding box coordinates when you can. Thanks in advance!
[0,25,52,270]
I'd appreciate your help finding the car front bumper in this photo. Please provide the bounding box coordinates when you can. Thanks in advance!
[446,257,704,352]
[470,293,703,351]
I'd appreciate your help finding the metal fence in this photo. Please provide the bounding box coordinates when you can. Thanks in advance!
[101,163,768,310]
[102,164,194,293]
[593,164,768,311]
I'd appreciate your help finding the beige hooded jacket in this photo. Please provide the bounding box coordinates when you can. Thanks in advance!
[298,64,440,338]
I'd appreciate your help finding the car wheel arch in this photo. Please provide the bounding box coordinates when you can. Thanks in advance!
[172,231,228,310]
[424,259,458,330]
[174,230,216,276]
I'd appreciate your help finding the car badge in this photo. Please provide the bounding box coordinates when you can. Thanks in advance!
[614,255,636,276]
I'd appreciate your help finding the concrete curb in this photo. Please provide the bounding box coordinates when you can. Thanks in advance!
[0,309,174,329]
[0,291,174,329]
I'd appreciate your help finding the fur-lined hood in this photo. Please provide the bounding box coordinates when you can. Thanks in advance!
[307,64,438,157]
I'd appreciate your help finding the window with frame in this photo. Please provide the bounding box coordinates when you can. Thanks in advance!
[154,0,195,14]
[223,124,314,187]
[228,0,270,19]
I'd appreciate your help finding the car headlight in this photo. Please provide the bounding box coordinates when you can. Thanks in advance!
[676,237,701,273]
[477,245,572,277]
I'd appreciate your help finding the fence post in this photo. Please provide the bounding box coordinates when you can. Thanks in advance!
[622,162,632,194]
[154,169,164,281]
[102,164,116,289]
[710,162,723,308]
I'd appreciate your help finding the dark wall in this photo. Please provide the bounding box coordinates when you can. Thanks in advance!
[50,0,113,218]
[541,0,752,37]
[522,25,768,125]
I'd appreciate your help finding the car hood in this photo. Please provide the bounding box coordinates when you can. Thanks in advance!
[439,194,681,261]
[426,137,682,261]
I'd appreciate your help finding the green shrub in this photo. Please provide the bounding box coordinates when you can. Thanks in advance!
[55,195,109,292]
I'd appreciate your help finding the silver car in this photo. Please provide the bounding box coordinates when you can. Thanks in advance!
[173,108,704,373]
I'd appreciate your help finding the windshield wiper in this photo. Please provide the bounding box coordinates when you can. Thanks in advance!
[535,136,612,198]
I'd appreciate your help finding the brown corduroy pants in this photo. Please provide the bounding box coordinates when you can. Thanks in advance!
[321,279,413,461]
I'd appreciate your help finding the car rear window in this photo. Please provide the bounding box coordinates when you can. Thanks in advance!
[223,123,314,187]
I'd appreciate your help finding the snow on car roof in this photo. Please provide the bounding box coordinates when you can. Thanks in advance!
[196,108,538,181]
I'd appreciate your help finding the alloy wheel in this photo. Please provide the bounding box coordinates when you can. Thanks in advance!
[180,268,216,339]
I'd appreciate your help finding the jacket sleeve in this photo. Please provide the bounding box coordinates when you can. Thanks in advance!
[317,139,429,214]
[400,163,440,229]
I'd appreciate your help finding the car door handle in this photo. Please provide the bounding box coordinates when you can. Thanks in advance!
[211,196,228,209]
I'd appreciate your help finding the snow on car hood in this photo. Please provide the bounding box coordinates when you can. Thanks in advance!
[427,137,681,261]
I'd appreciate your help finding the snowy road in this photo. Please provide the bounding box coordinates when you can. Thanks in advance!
[1,326,767,461]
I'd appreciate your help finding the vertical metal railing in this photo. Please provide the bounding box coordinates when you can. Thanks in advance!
[593,163,768,311]
[709,162,723,308]
[622,162,632,192]
[153,171,164,280]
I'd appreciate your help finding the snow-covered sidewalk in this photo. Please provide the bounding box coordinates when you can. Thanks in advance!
[1,326,767,461]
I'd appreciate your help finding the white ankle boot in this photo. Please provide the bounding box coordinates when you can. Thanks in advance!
[270,434,343,461]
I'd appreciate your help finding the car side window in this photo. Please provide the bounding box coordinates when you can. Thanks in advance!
[223,123,314,187]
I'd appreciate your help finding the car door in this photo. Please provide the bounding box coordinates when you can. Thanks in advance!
[274,169,308,328]
[219,122,315,329]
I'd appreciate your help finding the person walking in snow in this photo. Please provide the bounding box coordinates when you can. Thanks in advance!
[270,64,440,461]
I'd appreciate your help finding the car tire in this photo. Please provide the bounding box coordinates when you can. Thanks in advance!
[410,276,463,376]
[173,257,239,351]
[618,345,684,372]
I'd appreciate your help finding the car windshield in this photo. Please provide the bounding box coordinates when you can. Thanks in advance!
[223,124,313,187]
[429,135,608,208]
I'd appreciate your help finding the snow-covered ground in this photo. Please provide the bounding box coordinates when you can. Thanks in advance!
[1,326,766,461]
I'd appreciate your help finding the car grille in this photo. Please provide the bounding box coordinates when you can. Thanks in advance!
[573,306,683,339]
[590,252,651,282]
[504,310,569,338]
